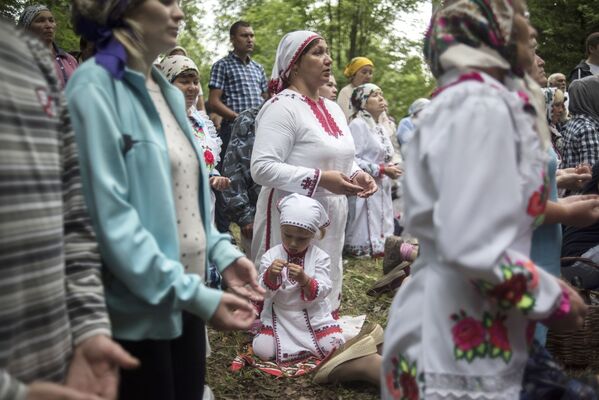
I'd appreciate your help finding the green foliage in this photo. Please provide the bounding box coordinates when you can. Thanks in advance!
[528,0,599,78]
[212,0,434,119]
[0,0,79,51]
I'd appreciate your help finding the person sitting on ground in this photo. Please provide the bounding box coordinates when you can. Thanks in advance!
[568,32,599,83]
[17,4,78,87]
[252,193,384,386]
[561,75,599,169]
[253,194,345,362]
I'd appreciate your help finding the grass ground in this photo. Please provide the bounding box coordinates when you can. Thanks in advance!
[206,255,393,400]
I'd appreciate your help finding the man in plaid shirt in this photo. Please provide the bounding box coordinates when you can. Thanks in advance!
[208,20,268,166]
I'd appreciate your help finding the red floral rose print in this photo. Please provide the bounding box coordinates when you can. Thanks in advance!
[451,317,485,351]
[488,318,510,352]
[203,149,215,166]
[400,372,419,400]
[527,191,546,217]
[489,273,527,305]
[385,372,402,398]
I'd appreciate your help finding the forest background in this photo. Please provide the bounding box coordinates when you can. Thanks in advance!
[1,0,598,120]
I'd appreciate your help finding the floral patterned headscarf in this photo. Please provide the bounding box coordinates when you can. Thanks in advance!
[160,55,199,83]
[424,0,521,79]
[350,83,383,129]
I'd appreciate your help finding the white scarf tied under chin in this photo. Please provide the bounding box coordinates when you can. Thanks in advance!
[268,30,322,94]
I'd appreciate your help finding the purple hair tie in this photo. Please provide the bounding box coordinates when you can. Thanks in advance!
[74,1,130,80]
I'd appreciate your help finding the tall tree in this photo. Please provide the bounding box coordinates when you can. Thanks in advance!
[212,0,434,118]
[528,0,599,78]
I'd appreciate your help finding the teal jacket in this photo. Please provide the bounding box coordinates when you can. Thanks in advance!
[66,60,243,340]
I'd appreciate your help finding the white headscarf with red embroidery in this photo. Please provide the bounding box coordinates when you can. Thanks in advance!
[277,193,330,234]
[268,30,322,94]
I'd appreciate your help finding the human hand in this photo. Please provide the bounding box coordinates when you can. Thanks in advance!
[545,281,587,332]
[240,223,253,239]
[209,113,222,131]
[319,170,363,196]
[352,170,378,198]
[383,164,403,179]
[559,194,599,205]
[556,170,591,191]
[209,292,256,331]
[561,197,599,227]
[222,257,265,302]
[287,263,309,286]
[268,259,286,279]
[576,164,592,175]
[209,176,231,191]
[26,382,102,400]
[65,335,139,400]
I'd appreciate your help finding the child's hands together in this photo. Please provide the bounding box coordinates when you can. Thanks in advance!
[268,259,286,280]
[288,263,310,286]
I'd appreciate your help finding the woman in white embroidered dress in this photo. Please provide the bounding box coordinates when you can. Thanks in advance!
[381,1,587,399]
[344,84,400,257]
[253,194,344,364]
[251,31,377,315]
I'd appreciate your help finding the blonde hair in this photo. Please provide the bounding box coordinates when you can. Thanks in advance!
[72,0,146,66]
[552,89,568,123]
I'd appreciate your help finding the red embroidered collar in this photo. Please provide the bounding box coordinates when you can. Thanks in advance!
[302,96,343,138]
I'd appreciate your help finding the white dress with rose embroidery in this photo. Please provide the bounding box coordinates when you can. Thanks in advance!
[381,72,564,400]
[251,89,361,313]
[253,244,344,365]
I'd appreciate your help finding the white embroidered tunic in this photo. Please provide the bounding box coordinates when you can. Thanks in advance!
[253,244,343,364]
[344,117,395,256]
[381,72,564,399]
[251,89,361,312]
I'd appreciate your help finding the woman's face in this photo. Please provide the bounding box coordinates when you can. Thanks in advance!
[29,10,55,43]
[294,39,333,90]
[280,225,314,255]
[352,66,373,86]
[364,90,385,120]
[512,12,535,72]
[128,0,184,58]
[551,101,565,124]
[319,75,338,101]
[173,70,200,110]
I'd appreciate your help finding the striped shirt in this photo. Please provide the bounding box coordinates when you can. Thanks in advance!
[208,52,267,115]
[0,22,110,398]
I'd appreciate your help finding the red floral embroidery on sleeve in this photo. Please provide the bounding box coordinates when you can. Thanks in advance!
[386,355,419,400]
[300,169,320,197]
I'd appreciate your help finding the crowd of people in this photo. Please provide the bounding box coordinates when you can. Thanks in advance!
[2,0,599,399]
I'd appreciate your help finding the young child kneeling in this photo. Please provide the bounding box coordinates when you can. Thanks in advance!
[253,194,345,364]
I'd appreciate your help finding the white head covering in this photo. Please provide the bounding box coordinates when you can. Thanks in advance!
[277,194,329,233]
[268,30,322,94]
[408,98,431,116]
[160,55,199,83]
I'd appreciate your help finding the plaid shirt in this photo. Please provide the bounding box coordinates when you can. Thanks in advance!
[221,106,262,227]
[209,52,267,115]
[561,114,599,168]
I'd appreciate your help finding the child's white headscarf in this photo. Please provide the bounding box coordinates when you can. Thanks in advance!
[277,194,329,233]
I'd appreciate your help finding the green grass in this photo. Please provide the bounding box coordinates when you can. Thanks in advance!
[206,255,394,399]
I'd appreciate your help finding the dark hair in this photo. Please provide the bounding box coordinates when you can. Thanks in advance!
[585,32,599,57]
[230,20,251,37]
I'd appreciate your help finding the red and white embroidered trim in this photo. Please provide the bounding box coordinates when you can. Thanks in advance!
[301,278,319,301]
[300,169,320,197]
[314,325,343,340]
[302,96,343,138]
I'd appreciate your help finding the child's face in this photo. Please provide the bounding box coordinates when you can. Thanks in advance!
[280,225,314,255]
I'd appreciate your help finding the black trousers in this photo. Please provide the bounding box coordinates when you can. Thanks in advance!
[215,120,233,233]
[117,313,206,400]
